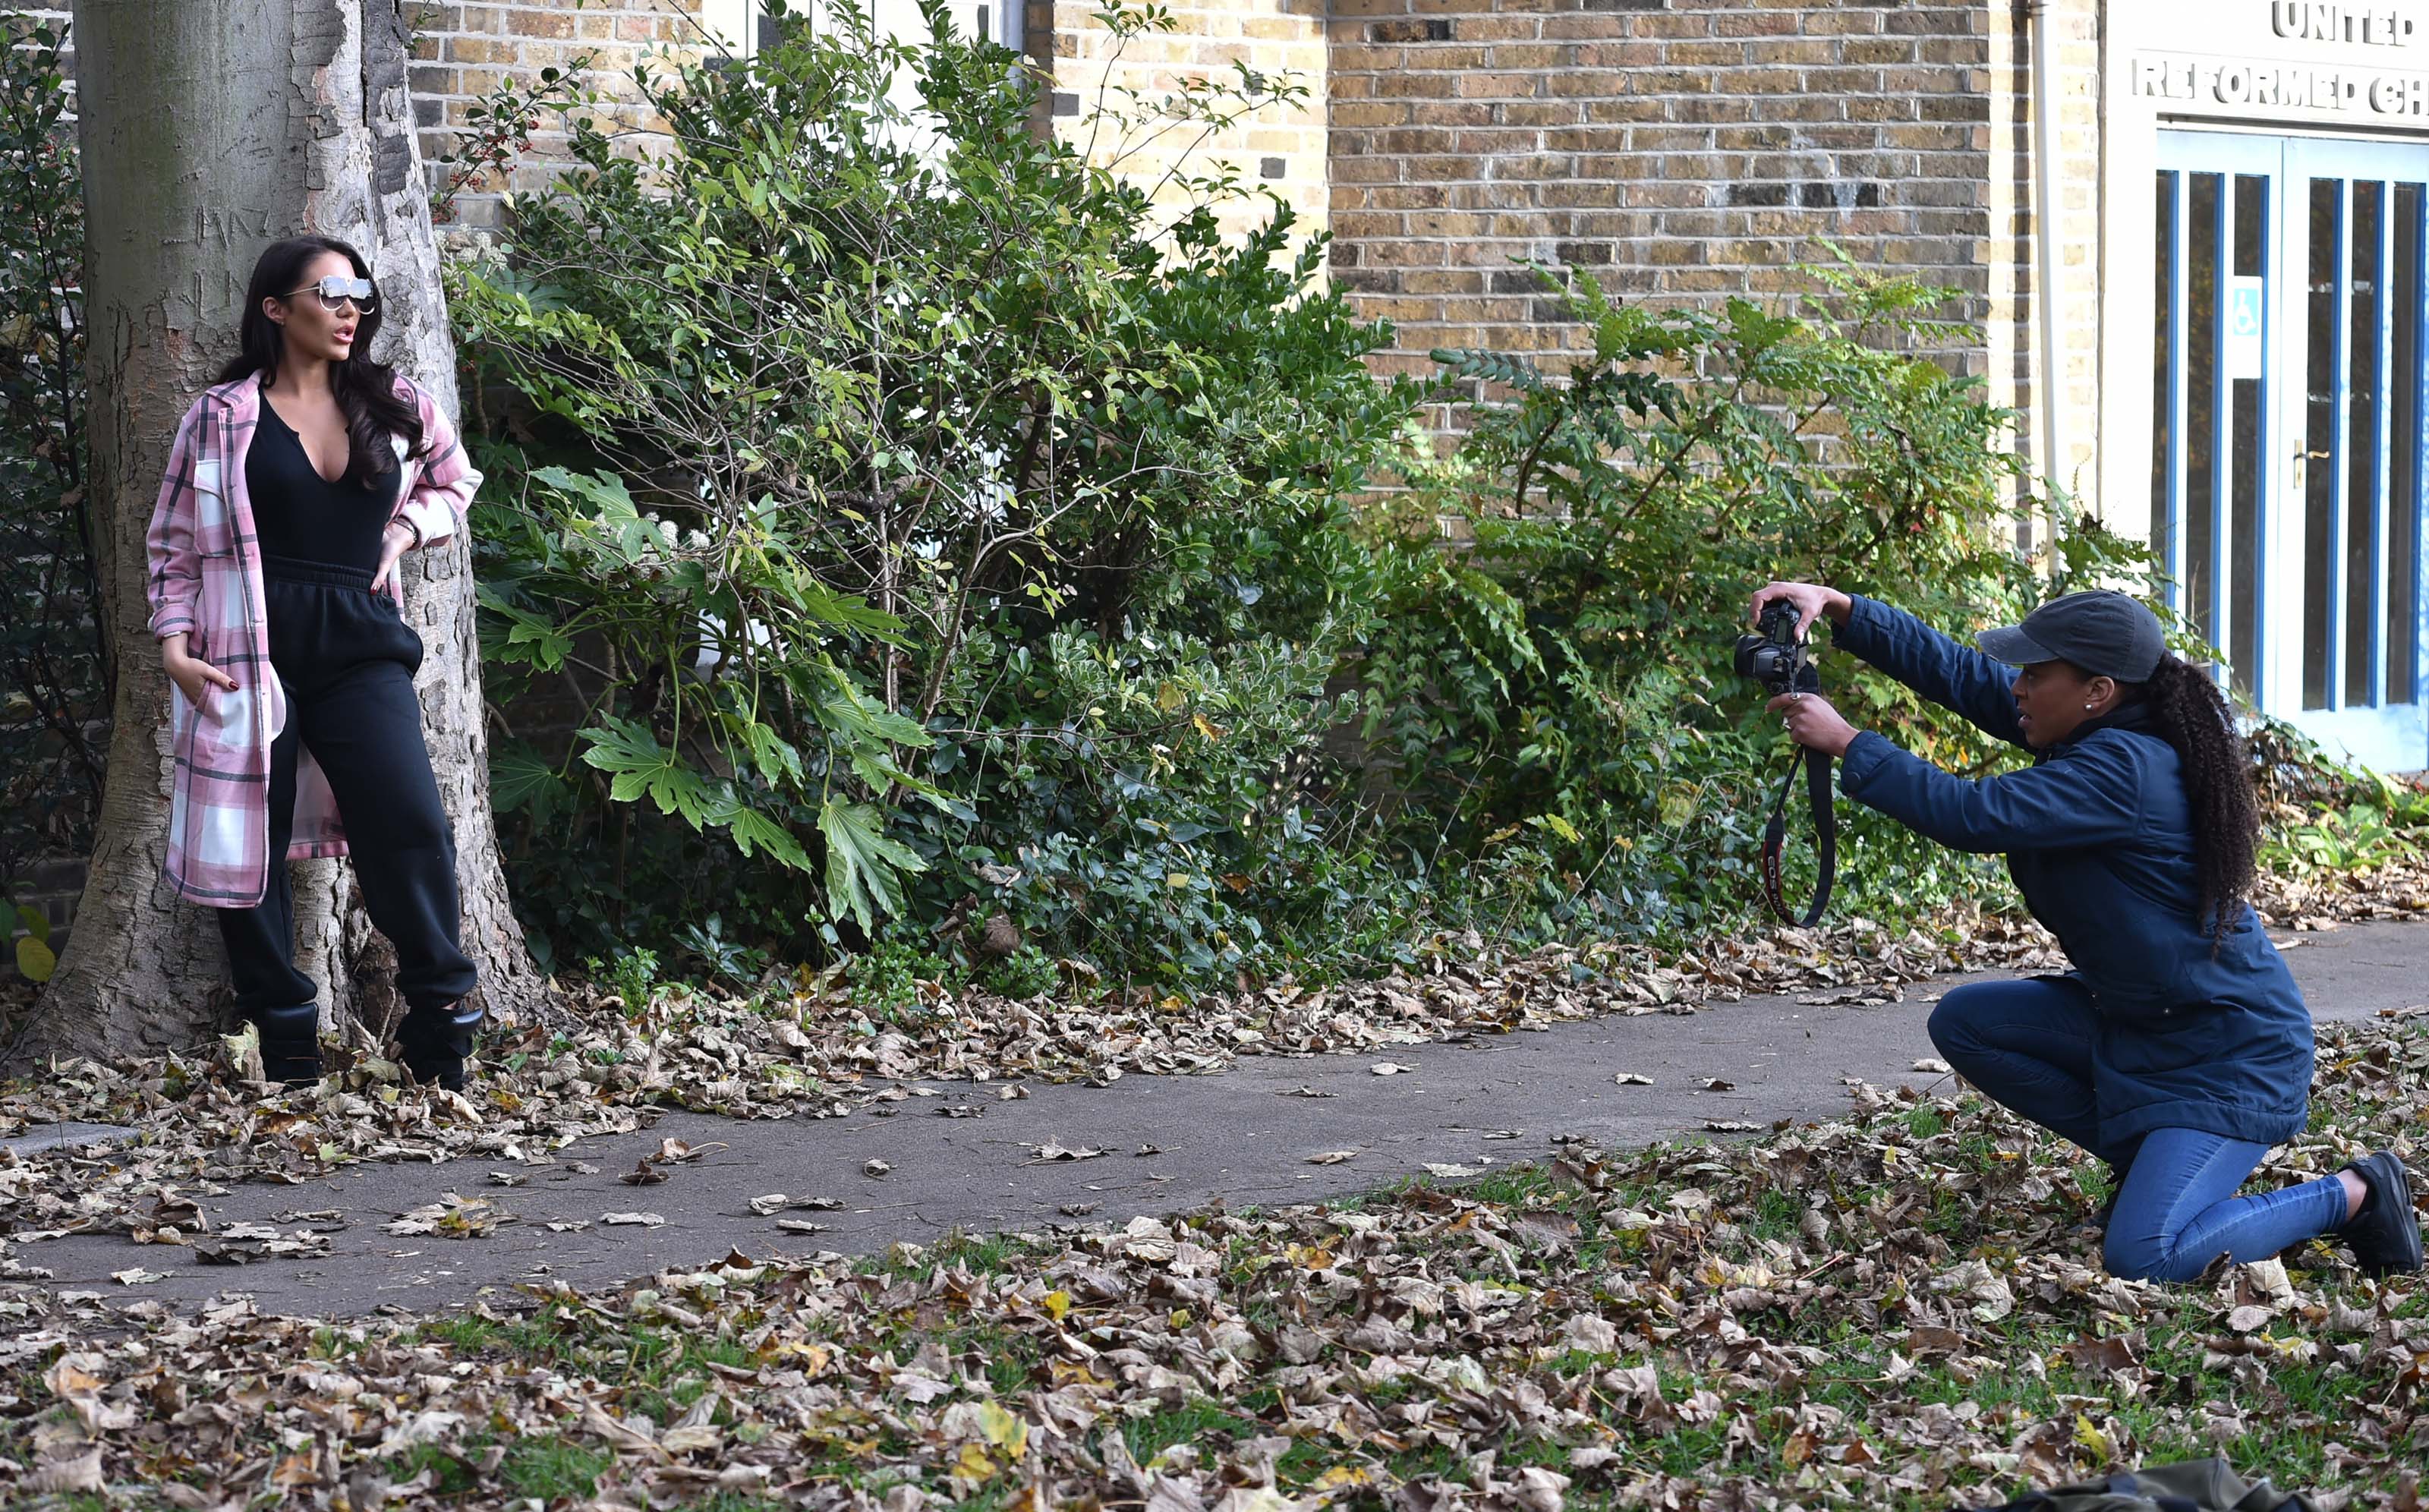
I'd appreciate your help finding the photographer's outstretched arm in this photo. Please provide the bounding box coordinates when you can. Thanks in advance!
[1829,596,2028,748]
[1838,730,2142,853]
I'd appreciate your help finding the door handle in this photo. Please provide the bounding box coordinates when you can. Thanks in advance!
[2295,448,2331,490]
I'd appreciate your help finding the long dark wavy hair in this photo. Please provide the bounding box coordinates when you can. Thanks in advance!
[217,235,425,489]
[2122,655,2260,945]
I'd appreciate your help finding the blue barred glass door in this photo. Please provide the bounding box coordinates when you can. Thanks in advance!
[2153,132,2429,773]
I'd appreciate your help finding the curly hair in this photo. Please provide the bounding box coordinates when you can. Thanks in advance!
[2128,655,2260,946]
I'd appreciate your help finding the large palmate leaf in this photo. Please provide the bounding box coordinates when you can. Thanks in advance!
[577,717,811,874]
[474,586,573,669]
[531,467,660,568]
[489,743,565,816]
[578,717,709,824]
[817,798,927,932]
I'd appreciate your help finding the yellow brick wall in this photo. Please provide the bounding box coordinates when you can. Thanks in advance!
[1029,0,1331,254]
[411,1,1328,256]
[1325,0,1999,456]
[62,0,2093,496]
[405,1,716,228]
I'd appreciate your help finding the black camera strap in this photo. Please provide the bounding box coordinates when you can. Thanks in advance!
[1760,686,1838,928]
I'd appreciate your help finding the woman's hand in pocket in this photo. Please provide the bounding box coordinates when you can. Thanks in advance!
[161,633,238,707]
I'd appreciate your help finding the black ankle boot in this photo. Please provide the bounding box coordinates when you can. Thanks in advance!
[396,1003,486,1091]
[255,1003,325,1086]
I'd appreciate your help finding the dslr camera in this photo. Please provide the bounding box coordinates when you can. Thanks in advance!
[1734,600,1819,697]
[1737,596,1835,926]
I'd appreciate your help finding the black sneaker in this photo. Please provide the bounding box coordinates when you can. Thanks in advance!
[2339,1151,2424,1276]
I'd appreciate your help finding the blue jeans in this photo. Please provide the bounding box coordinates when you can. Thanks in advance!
[1927,978,2346,1283]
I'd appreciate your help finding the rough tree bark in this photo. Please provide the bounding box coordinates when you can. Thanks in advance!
[28,0,548,1067]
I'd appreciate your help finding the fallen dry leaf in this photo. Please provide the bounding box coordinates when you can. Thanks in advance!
[1025,1144,1103,1164]
[748,1194,843,1217]
[382,1195,505,1240]
[16,1448,103,1495]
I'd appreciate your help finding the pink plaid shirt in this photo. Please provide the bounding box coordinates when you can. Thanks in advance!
[146,373,480,908]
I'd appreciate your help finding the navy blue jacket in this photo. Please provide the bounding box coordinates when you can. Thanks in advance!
[1832,596,2312,1148]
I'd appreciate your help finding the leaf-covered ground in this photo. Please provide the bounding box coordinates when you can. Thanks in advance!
[2,865,2426,1507]
[14,843,2425,1246]
[0,901,2084,1268]
[2,1016,2423,1510]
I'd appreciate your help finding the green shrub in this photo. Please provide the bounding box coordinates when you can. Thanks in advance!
[1348,262,2154,940]
[2262,804,2422,881]
[846,933,951,1020]
[447,5,2188,987]
[453,1,1415,979]
[0,14,104,913]
[981,942,1058,1001]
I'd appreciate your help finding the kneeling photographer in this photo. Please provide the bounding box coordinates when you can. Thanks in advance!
[1747,580,2423,1282]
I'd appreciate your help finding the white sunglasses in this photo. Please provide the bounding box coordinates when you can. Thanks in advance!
[282,274,378,313]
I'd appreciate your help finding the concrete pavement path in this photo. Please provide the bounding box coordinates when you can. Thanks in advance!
[21,918,2429,1318]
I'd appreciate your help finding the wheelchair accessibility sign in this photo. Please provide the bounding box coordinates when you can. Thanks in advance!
[2226,276,2265,380]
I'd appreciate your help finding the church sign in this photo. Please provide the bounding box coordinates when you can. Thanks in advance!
[2128,2,2429,126]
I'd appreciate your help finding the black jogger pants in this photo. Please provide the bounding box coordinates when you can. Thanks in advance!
[216,557,478,1019]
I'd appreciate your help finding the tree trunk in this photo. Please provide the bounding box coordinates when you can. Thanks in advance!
[27,0,548,1068]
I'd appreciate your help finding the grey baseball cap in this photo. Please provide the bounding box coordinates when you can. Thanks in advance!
[1976,591,2167,682]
